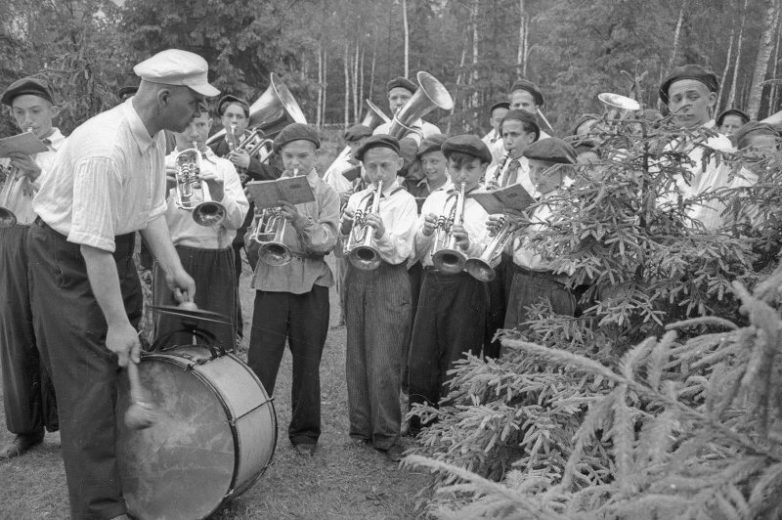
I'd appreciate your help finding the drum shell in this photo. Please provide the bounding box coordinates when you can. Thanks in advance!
[117,346,277,520]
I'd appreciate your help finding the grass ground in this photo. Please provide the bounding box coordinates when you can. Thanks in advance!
[0,135,433,519]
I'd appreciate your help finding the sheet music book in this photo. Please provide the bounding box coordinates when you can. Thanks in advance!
[0,132,48,158]
[469,183,535,215]
[246,176,316,209]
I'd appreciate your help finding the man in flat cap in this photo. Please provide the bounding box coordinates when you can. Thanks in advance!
[246,122,339,458]
[340,134,418,461]
[373,76,442,143]
[482,101,509,166]
[27,48,217,520]
[657,63,735,230]
[407,134,492,435]
[0,76,65,460]
[508,78,551,139]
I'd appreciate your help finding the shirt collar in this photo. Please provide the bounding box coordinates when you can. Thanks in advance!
[122,98,158,153]
[45,128,66,150]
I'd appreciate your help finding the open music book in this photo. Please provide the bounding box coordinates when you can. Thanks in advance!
[0,131,48,158]
[245,176,315,209]
[469,183,535,215]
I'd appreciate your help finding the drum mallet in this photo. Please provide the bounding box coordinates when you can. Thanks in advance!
[125,358,157,430]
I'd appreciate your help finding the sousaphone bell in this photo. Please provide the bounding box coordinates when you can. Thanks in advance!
[387,71,454,140]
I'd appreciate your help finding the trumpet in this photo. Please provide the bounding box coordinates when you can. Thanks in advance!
[0,163,16,228]
[252,167,299,267]
[431,182,467,274]
[227,123,273,159]
[343,181,383,271]
[174,142,227,227]
[464,216,518,282]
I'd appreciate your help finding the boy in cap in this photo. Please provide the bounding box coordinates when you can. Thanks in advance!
[717,108,750,137]
[482,101,510,165]
[0,76,65,459]
[373,76,442,142]
[246,122,339,458]
[154,111,248,348]
[504,138,578,330]
[27,48,214,520]
[403,133,449,210]
[340,134,418,461]
[508,78,551,139]
[406,134,492,434]
[484,109,540,193]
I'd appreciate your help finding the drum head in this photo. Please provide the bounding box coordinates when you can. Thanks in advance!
[117,357,235,520]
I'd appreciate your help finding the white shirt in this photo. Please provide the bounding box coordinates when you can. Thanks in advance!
[482,129,506,165]
[483,155,537,197]
[163,147,249,249]
[511,198,556,271]
[343,183,418,265]
[322,148,360,195]
[413,183,491,267]
[373,119,441,144]
[0,128,66,225]
[34,99,168,252]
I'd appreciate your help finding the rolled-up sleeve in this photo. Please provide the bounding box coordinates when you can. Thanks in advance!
[296,183,339,255]
[68,156,121,252]
[218,161,249,230]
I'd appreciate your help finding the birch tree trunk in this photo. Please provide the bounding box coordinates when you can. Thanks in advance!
[448,45,468,135]
[771,9,782,114]
[353,42,359,122]
[344,40,350,127]
[668,0,687,70]
[727,0,749,108]
[322,52,328,126]
[316,43,323,128]
[402,0,409,78]
[718,25,735,111]
[358,48,365,118]
[516,0,525,77]
[471,0,480,112]
[368,43,376,104]
[747,0,781,119]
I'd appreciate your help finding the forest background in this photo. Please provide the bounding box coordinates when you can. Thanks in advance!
[2,0,782,139]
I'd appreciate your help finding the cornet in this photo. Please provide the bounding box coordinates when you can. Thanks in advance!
[174,142,227,227]
[343,181,383,271]
[464,216,519,282]
[252,167,299,267]
[431,182,467,274]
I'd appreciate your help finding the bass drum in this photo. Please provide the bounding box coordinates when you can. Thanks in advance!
[117,346,277,520]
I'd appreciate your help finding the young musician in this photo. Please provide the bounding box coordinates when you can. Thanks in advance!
[340,135,418,461]
[484,109,540,193]
[154,111,248,348]
[716,108,750,137]
[508,79,551,139]
[0,77,65,459]
[482,101,509,166]
[407,135,492,434]
[373,77,441,142]
[27,49,210,520]
[503,138,578,330]
[246,123,339,457]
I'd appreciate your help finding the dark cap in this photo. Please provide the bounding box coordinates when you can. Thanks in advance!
[355,134,401,161]
[523,137,577,164]
[489,101,510,114]
[344,124,373,142]
[572,114,600,135]
[733,122,780,149]
[509,79,544,107]
[441,134,493,164]
[217,95,250,116]
[716,108,750,127]
[272,123,321,153]
[386,76,417,94]
[417,133,448,157]
[117,85,138,100]
[1,77,54,106]
[500,109,540,141]
[659,64,719,105]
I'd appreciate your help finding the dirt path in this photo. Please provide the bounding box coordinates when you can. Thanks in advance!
[0,257,429,519]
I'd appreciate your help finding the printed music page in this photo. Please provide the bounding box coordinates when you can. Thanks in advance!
[246,176,315,209]
[0,132,48,158]
[470,184,535,215]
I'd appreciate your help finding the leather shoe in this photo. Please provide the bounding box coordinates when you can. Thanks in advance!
[381,443,404,463]
[294,443,316,457]
[0,431,44,459]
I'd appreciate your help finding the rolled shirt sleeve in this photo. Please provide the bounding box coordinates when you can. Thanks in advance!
[68,156,122,252]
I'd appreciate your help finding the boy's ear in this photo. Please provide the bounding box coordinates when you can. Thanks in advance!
[50,104,61,120]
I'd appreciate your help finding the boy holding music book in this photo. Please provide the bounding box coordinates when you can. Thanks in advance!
[503,137,578,330]
[340,134,418,462]
[406,135,492,435]
[245,123,339,458]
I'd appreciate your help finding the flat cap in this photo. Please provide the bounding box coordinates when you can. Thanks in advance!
[659,64,719,105]
[386,76,417,94]
[117,85,138,100]
[509,79,544,107]
[441,134,492,164]
[417,133,448,157]
[716,108,750,127]
[490,101,510,113]
[2,77,54,106]
[523,137,577,164]
[355,134,400,161]
[272,123,321,153]
[217,95,250,116]
[344,124,373,142]
[501,109,540,140]
[133,49,220,97]
[733,121,780,149]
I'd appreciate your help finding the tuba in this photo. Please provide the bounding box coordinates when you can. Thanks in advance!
[173,143,227,227]
[431,182,467,274]
[464,217,518,282]
[343,181,383,271]
[329,100,391,173]
[252,167,298,267]
[387,71,454,140]
[597,92,641,121]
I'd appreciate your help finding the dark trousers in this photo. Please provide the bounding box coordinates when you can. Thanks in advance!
[407,270,488,416]
[504,265,576,330]
[483,253,511,359]
[153,245,236,349]
[28,219,142,520]
[0,224,57,435]
[401,261,424,391]
[345,263,411,449]
[247,285,329,446]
